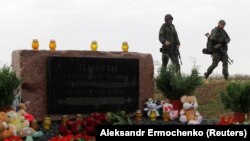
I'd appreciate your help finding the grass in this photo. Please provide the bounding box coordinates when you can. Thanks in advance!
[193,79,231,119]
[154,76,250,120]
[208,74,250,80]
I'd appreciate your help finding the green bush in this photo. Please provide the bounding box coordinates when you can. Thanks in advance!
[155,64,203,100]
[220,81,250,113]
[0,65,21,108]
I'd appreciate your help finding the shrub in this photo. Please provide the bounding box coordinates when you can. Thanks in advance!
[220,81,250,113]
[0,65,21,108]
[155,64,203,100]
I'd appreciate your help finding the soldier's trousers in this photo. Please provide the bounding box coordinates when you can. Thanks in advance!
[161,52,180,72]
[206,53,229,79]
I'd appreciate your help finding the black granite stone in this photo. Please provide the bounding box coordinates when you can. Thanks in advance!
[47,57,139,114]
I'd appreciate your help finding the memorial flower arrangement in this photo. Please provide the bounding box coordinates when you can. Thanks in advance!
[49,134,96,141]
[217,115,238,125]
[59,112,106,136]
[3,136,23,141]
[105,111,134,125]
[54,111,134,140]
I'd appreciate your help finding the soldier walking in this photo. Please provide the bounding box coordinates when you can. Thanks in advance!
[204,20,231,80]
[159,14,181,72]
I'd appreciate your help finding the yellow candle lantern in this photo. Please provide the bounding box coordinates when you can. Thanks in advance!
[149,111,157,121]
[49,39,56,51]
[122,41,129,52]
[90,40,98,51]
[32,39,39,50]
[43,117,51,130]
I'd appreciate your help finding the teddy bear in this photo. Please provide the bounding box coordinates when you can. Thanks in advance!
[17,103,35,122]
[143,98,162,118]
[0,112,15,140]
[0,127,14,141]
[179,95,202,124]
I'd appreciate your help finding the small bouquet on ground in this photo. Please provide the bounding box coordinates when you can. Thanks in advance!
[49,133,96,141]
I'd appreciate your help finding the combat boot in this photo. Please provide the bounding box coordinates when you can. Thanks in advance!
[204,72,209,79]
[224,75,229,80]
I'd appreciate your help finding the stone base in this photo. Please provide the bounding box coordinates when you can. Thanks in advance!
[11,50,154,121]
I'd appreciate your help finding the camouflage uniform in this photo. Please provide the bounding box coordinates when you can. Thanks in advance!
[205,21,230,80]
[159,14,181,72]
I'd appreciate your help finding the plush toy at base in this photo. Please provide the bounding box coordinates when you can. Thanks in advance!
[17,103,35,122]
[161,100,178,120]
[143,98,162,118]
[6,110,29,136]
[0,112,15,140]
[5,110,43,140]
[179,95,202,124]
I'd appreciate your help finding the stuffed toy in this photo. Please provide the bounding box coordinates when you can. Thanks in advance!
[0,129,15,141]
[6,110,29,135]
[17,103,35,122]
[179,95,202,124]
[143,98,162,118]
[0,112,15,140]
[161,100,178,120]
[6,110,42,139]
[0,112,8,128]
[19,127,43,140]
[18,127,35,137]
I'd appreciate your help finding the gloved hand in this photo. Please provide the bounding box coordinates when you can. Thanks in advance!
[177,44,180,49]
[214,44,222,49]
[165,41,171,46]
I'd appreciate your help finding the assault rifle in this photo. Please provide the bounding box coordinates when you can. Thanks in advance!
[176,47,182,65]
[204,33,234,65]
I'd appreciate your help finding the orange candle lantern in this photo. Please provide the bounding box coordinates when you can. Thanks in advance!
[76,114,82,122]
[62,115,69,126]
[49,39,56,51]
[135,110,142,122]
[32,39,39,50]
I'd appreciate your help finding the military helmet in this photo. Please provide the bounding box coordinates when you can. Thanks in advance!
[165,14,173,22]
[219,20,226,25]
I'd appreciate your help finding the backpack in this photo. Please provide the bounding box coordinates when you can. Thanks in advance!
[202,33,213,55]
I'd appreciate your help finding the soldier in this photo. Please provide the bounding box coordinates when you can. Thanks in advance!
[204,20,231,80]
[159,14,181,72]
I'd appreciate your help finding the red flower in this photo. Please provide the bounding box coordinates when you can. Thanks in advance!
[71,122,82,135]
[83,117,97,127]
[218,115,237,125]
[85,125,95,136]
[59,124,72,136]
[4,136,23,141]
[83,134,96,141]
[96,113,106,123]
[24,113,35,122]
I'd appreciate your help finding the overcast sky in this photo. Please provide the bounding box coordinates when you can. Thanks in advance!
[1,0,250,76]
